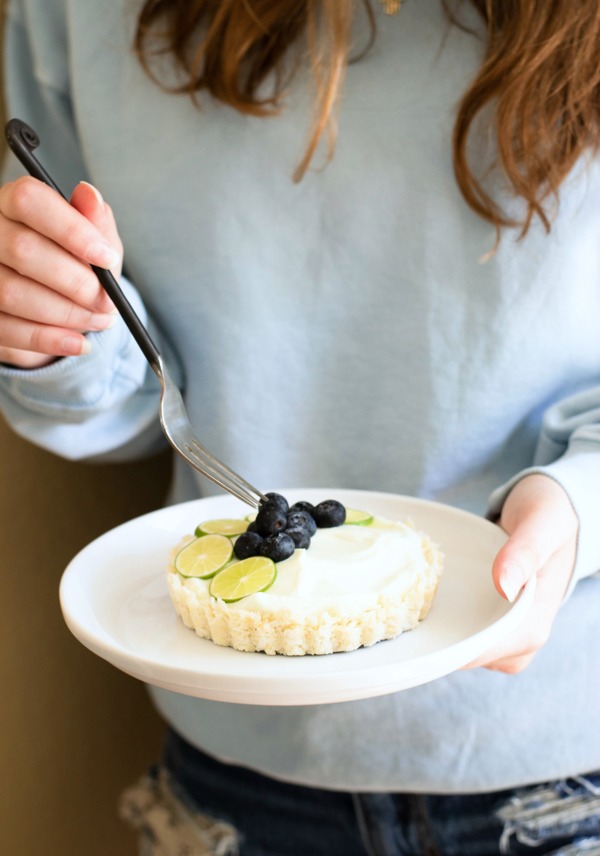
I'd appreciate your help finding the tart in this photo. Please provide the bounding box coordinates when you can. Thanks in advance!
[166,496,444,656]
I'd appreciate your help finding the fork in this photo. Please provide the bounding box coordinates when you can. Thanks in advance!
[5,118,268,509]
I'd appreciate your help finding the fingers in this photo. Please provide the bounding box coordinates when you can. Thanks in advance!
[462,576,544,674]
[466,650,536,675]
[0,345,56,368]
[0,313,92,359]
[0,262,111,329]
[0,176,121,270]
[0,260,113,360]
[463,543,564,674]
[0,176,123,367]
[0,219,116,312]
[0,177,122,303]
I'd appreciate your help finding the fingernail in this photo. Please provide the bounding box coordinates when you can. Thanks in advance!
[62,336,91,356]
[80,181,104,206]
[89,313,117,331]
[499,565,524,603]
[88,242,121,269]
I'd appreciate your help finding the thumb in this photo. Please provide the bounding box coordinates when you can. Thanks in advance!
[493,476,576,603]
[70,181,109,230]
[70,181,123,284]
[493,516,548,603]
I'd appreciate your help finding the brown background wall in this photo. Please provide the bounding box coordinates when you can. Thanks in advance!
[0,3,173,852]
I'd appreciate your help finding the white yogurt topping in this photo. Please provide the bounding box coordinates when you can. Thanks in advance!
[193,518,430,614]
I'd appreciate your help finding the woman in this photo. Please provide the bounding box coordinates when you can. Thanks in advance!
[0,1,599,852]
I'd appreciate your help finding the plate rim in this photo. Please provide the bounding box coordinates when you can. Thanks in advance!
[59,489,534,705]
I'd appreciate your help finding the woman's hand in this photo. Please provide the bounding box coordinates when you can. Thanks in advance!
[0,177,122,368]
[465,473,578,674]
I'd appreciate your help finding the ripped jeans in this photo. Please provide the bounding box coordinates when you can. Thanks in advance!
[120,728,600,856]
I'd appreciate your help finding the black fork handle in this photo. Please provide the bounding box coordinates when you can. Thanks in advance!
[4,118,163,375]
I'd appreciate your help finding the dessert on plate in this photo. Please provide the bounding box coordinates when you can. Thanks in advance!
[166,493,444,656]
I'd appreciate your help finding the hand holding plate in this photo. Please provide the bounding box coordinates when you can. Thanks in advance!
[464,474,578,674]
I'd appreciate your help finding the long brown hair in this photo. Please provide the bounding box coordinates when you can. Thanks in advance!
[135,0,600,237]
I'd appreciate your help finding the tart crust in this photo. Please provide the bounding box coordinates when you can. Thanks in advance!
[167,528,443,656]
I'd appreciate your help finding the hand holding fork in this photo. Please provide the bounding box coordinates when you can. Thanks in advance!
[2,119,266,508]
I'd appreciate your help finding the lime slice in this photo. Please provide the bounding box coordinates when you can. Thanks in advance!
[194,518,248,538]
[344,508,374,526]
[209,556,277,603]
[175,534,233,579]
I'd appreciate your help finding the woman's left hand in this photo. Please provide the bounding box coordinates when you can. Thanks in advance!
[464,473,578,674]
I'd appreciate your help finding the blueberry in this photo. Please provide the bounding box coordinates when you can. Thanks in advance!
[289,501,316,517]
[262,492,289,513]
[246,520,259,533]
[286,510,317,537]
[233,530,264,560]
[254,504,288,536]
[285,526,311,549]
[313,499,346,528]
[260,532,296,563]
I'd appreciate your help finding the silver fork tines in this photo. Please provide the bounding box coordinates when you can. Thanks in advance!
[184,439,265,508]
[158,360,267,509]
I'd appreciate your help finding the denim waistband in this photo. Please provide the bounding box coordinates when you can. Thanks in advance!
[119,728,600,856]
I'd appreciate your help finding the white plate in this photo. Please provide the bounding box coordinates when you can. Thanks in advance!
[59,489,534,706]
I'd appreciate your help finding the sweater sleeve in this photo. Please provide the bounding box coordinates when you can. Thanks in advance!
[488,385,600,591]
[0,0,183,463]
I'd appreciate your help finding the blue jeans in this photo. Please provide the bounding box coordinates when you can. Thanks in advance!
[121,728,600,856]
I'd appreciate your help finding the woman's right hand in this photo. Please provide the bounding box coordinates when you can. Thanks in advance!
[0,177,123,369]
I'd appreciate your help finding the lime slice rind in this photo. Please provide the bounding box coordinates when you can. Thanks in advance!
[344,508,374,526]
[209,556,277,603]
[194,518,249,538]
[175,533,233,579]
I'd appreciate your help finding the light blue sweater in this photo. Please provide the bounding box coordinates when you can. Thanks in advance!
[1,0,599,792]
